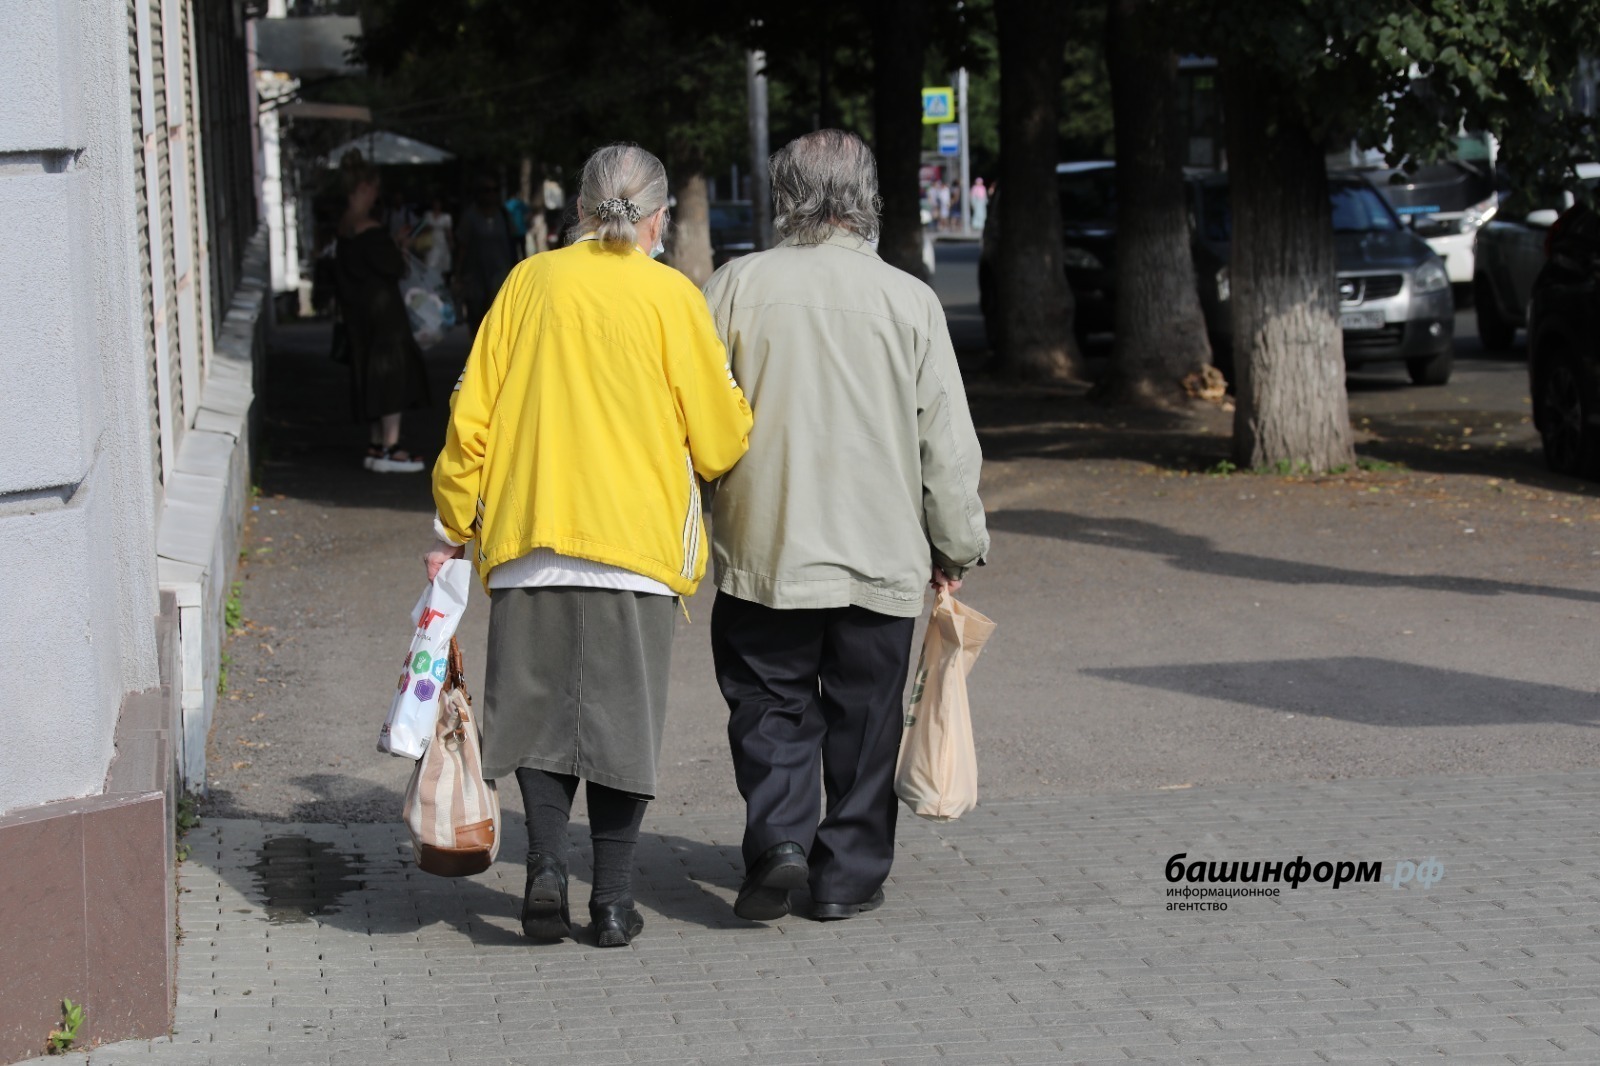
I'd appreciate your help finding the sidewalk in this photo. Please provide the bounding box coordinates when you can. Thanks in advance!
[34,770,1600,1065]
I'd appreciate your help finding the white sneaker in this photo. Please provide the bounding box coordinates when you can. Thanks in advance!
[370,448,424,473]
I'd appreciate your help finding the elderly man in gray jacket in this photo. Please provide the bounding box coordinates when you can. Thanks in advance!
[704,129,989,923]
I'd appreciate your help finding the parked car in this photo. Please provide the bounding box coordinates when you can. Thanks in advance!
[1472,162,1600,352]
[1190,172,1456,385]
[978,160,1116,347]
[1363,154,1499,286]
[1526,184,1600,478]
[708,200,755,268]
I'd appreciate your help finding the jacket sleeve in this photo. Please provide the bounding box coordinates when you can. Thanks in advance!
[432,275,514,544]
[916,309,990,580]
[670,279,752,481]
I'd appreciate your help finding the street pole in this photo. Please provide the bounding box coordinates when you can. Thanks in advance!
[747,49,772,250]
[958,66,971,236]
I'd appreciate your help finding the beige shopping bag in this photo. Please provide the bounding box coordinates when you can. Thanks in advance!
[403,638,501,876]
[894,589,997,821]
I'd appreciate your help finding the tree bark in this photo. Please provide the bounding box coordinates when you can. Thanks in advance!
[669,171,715,287]
[1224,60,1354,471]
[993,0,1082,380]
[871,0,929,281]
[1103,0,1212,404]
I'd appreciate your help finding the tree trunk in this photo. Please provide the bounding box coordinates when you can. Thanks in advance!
[993,0,1082,380]
[871,0,929,280]
[1224,61,1354,471]
[1103,0,1212,404]
[669,170,715,287]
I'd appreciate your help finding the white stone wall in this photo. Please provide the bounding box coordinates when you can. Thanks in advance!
[0,0,165,813]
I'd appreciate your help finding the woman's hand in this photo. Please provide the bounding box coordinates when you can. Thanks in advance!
[424,540,466,582]
[930,566,962,593]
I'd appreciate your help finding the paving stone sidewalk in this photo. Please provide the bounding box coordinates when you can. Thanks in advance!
[35,770,1600,1066]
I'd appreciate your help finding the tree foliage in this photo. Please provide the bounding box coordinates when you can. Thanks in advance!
[1196,0,1600,193]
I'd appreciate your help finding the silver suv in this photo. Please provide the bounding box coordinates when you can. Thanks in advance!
[1191,173,1456,386]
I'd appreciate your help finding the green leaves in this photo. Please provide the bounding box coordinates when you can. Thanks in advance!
[1184,0,1600,200]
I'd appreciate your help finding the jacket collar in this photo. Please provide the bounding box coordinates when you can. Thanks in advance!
[778,226,881,258]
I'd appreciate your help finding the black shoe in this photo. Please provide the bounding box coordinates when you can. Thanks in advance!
[521,853,571,940]
[590,901,645,947]
[811,887,886,921]
[734,842,809,921]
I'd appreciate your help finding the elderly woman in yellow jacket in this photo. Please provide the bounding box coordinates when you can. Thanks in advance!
[425,144,752,947]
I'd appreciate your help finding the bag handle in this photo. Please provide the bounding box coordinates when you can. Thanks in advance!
[446,637,467,694]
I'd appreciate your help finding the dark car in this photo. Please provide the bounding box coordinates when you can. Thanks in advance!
[979,161,1116,346]
[1527,198,1600,478]
[1190,172,1456,385]
[1474,163,1600,352]
[709,200,755,268]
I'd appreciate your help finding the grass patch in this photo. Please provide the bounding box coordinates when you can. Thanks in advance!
[175,793,201,862]
[44,999,84,1055]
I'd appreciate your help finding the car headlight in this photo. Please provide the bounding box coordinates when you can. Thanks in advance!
[1062,246,1103,270]
[1216,266,1230,304]
[1412,258,1449,294]
[1458,193,1499,233]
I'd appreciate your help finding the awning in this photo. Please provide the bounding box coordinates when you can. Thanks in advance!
[279,102,373,122]
[322,131,454,168]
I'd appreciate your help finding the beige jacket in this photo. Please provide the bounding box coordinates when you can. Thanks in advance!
[703,229,989,618]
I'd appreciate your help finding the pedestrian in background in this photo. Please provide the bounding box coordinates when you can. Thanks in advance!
[416,193,454,277]
[933,179,952,232]
[970,177,988,232]
[334,151,430,473]
[426,143,752,947]
[703,130,989,923]
[456,177,517,337]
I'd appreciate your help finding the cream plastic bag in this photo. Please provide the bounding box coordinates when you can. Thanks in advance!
[894,589,996,821]
[379,559,471,759]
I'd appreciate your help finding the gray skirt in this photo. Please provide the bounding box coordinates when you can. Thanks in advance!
[481,587,676,796]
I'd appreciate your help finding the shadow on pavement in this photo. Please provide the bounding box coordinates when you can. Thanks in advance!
[203,772,759,943]
[1086,656,1600,728]
[989,509,1600,605]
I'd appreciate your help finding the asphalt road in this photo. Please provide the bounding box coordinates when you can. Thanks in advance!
[204,245,1600,825]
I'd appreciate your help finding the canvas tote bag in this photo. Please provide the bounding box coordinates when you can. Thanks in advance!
[403,638,502,876]
[894,589,997,821]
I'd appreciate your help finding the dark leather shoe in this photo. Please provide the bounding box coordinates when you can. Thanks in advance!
[521,853,571,940]
[811,887,885,921]
[735,842,809,921]
[591,901,645,947]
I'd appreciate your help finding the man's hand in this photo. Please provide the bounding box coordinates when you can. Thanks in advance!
[425,540,466,582]
[930,566,962,593]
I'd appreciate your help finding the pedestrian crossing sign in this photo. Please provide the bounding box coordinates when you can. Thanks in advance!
[922,87,955,125]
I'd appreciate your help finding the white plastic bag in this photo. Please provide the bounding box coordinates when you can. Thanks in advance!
[401,253,455,350]
[379,559,471,759]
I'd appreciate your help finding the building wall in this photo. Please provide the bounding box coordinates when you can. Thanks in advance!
[0,0,163,814]
[0,0,261,1057]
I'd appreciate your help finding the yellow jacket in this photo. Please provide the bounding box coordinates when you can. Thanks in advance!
[433,241,753,594]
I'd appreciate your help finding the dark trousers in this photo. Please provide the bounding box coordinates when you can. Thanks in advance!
[711,593,916,904]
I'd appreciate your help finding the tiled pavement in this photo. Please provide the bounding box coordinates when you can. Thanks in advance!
[33,771,1600,1065]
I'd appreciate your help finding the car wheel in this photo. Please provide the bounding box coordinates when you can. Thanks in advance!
[1535,347,1600,478]
[1474,274,1515,352]
[1406,349,1453,386]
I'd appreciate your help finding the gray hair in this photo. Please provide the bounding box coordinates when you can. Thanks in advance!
[770,129,881,244]
[575,143,669,253]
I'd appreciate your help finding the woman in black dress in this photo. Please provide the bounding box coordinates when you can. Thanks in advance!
[335,151,431,472]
